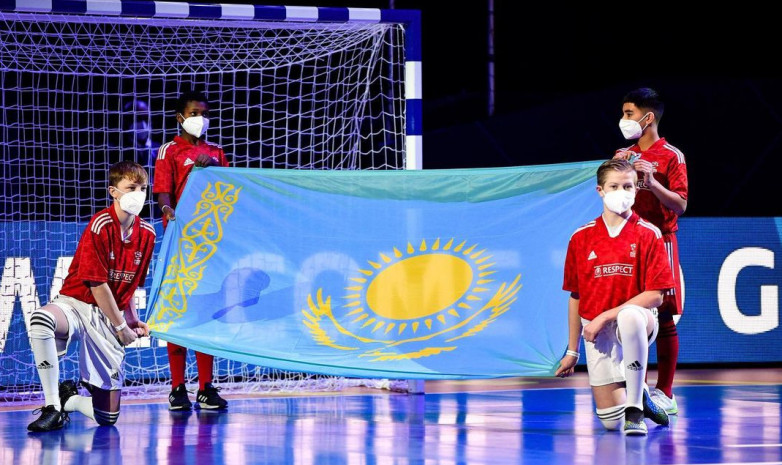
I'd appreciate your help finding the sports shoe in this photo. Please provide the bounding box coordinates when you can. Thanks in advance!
[28,405,69,432]
[59,380,79,411]
[642,387,670,426]
[196,383,228,410]
[651,388,679,415]
[623,406,647,435]
[169,383,193,411]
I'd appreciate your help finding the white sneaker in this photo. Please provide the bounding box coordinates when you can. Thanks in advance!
[651,388,679,415]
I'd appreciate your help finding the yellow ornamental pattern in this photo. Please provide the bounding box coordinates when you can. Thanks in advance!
[148,182,242,332]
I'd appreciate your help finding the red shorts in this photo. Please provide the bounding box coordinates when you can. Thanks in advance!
[660,232,682,315]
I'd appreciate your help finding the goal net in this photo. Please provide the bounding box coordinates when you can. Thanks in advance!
[0,5,417,403]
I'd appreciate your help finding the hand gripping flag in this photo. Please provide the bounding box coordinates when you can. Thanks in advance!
[146,162,603,379]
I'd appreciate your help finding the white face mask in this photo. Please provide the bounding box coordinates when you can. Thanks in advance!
[180,115,209,138]
[618,112,651,140]
[114,188,146,216]
[602,189,635,215]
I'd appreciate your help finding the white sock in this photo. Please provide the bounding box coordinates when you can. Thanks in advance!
[64,395,95,420]
[596,405,625,430]
[29,310,61,410]
[617,306,648,411]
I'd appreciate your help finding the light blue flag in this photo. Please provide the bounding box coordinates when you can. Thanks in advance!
[147,162,603,379]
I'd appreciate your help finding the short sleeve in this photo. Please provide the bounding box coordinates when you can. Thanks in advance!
[562,235,580,294]
[668,154,688,200]
[152,143,174,195]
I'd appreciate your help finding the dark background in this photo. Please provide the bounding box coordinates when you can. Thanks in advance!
[179,0,781,217]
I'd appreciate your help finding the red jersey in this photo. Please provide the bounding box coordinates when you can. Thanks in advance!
[563,212,674,321]
[59,206,157,311]
[615,137,687,234]
[153,135,229,227]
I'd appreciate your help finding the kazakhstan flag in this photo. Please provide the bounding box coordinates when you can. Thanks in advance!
[147,161,603,379]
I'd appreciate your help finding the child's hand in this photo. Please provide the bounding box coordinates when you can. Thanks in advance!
[117,325,138,346]
[133,321,150,337]
[614,150,640,163]
[162,205,176,221]
[555,355,578,378]
[632,159,657,187]
[195,154,218,167]
[583,316,607,343]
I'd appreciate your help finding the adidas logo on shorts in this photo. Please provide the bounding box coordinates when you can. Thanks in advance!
[37,360,54,370]
[627,360,643,371]
[110,371,120,381]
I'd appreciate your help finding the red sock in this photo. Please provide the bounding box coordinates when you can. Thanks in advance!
[195,351,214,390]
[655,317,679,398]
[167,343,188,388]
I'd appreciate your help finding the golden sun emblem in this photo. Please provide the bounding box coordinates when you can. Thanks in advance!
[302,238,521,361]
[347,238,494,336]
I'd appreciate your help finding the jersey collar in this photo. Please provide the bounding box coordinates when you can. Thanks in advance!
[173,135,196,147]
[107,203,140,241]
[598,211,639,232]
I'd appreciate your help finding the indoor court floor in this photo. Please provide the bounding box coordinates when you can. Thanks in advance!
[1,367,781,465]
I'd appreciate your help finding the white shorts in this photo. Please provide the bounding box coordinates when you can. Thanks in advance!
[581,305,659,387]
[50,295,125,390]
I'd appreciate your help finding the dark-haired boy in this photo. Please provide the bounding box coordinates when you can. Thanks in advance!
[614,87,688,415]
[153,91,229,411]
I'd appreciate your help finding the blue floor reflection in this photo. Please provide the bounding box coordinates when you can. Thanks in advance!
[2,381,781,464]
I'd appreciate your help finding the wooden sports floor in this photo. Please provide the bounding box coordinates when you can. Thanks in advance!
[1,367,780,465]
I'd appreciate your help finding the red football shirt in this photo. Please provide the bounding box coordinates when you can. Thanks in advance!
[563,212,675,321]
[615,137,688,234]
[152,135,229,227]
[59,206,157,311]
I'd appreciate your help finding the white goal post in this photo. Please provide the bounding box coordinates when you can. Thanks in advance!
[0,0,422,403]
